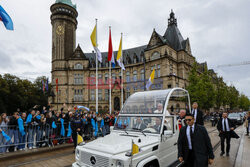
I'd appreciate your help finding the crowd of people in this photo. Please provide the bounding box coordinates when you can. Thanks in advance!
[0,105,119,154]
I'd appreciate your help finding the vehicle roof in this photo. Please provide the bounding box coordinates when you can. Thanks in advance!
[120,88,189,116]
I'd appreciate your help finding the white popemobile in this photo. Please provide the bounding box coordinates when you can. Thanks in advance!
[72,88,191,167]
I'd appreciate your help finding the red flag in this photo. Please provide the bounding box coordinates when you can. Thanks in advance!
[56,78,58,92]
[42,80,45,92]
[108,28,115,67]
[108,28,113,61]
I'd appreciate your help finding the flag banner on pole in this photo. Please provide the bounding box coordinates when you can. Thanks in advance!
[42,80,45,92]
[108,28,116,68]
[0,5,14,30]
[46,78,49,91]
[90,24,102,62]
[56,78,58,92]
[116,35,125,70]
[146,69,155,90]
[77,133,84,144]
[132,140,139,155]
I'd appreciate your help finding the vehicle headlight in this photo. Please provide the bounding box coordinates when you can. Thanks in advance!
[237,118,241,120]
[116,160,124,167]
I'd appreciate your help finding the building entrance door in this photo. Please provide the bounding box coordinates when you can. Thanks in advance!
[114,97,120,111]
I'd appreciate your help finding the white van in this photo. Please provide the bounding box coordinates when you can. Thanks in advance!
[73,88,191,167]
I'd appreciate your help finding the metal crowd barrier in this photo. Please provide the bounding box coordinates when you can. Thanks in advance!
[0,123,68,154]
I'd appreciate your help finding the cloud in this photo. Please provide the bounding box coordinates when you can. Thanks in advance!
[0,0,249,97]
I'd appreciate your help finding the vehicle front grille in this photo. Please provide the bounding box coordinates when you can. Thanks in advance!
[80,151,109,167]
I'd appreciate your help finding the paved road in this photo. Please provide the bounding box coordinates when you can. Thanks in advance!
[1,123,245,167]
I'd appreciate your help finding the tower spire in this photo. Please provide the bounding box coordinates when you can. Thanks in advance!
[168,9,177,27]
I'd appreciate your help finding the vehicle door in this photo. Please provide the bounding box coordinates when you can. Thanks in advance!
[158,116,178,167]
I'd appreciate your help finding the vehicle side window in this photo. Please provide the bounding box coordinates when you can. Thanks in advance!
[164,116,174,133]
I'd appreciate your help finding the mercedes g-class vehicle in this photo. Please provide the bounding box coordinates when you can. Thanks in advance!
[73,88,191,167]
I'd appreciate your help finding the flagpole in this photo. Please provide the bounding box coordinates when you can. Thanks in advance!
[109,27,112,115]
[109,62,112,114]
[95,19,98,114]
[121,33,124,109]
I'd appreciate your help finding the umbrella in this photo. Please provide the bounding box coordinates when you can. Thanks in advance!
[77,105,90,111]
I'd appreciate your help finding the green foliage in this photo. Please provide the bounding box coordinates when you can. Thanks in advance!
[186,63,215,111]
[238,94,250,111]
[0,74,51,114]
[186,62,249,111]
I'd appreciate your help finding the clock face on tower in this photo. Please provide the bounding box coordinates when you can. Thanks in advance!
[56,25,64,35]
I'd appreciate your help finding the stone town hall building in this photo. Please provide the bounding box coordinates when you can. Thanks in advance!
[50,0,204,112]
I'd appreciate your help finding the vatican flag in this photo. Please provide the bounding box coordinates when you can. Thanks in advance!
[116,34,125,70]
[77,134,83,145]
[90,24,102,62]
[146,69,155,90]
[132,140,139,156]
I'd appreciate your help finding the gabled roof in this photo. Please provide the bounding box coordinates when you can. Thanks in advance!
[85,45,147,68]
[69,44,88,60]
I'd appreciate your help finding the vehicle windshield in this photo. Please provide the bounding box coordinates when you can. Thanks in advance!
[114,116,163,134]
[121,89,171,114]
[228,113,239,117]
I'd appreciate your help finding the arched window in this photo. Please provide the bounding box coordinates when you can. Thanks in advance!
[105,73,108,84]
[112,73,116,83]
[74,63,83,70]
[126,71,130,82]
[133,71,137,82]
[126,56,132,64]
[140,69,144,81]
[133,53,138,63]
[151,51,160,60]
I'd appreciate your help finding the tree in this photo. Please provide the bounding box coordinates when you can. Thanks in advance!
[186,63,215,111]
[238,94,250,111]
[214,76,227,109]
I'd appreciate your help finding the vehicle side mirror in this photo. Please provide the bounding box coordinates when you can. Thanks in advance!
[164,130,173,137]
[110,126,114,131]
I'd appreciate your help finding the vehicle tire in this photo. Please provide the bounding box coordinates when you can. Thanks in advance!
[144,160,159,167]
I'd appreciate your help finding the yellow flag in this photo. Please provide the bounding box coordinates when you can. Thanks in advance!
[132,141,139,155]
[117,36,122,60]
[150,69,155,83]
[146,69,155,90]
[77,134,83,144]
[90,25,97,47]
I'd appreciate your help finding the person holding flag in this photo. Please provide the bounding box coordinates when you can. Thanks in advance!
[146,68,155,90]
[0,5,14,30]
[0,113,9,153]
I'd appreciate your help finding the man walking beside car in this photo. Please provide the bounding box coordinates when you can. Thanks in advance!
[217,111,235,156]
[191,102,204,126]
[178,113,214,167]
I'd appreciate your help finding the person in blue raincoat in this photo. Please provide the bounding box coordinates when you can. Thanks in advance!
[18,112,27,150]
[92,114,104,138]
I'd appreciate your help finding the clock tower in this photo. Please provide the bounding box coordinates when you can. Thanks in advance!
[50,0,78,109]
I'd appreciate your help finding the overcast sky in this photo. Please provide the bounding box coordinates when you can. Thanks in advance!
[0,0,250,97]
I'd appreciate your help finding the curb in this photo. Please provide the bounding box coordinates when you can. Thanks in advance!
[234,132,245,167]
[0,143,74,162]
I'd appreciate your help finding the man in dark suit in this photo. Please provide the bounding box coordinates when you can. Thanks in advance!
[217,111,235,156]
[191,102,204,126]
[133,117,147,130]
[178,113,214,167]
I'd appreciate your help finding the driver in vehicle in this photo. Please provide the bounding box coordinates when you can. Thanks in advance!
[133,117,147,130]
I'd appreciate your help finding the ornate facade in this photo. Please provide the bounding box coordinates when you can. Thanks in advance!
[50,0,201,112]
